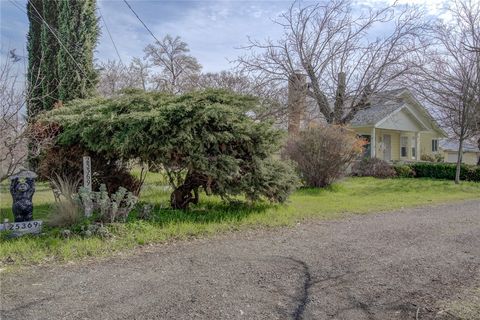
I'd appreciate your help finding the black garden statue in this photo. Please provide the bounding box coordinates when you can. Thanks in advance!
[9,171,37,222]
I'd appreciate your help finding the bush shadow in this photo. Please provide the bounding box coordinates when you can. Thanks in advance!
[143,199,275,226]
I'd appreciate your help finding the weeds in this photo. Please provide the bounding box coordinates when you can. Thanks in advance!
[47,175,83,228]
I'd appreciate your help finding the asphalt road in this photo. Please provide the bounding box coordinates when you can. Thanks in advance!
[1,200,479,320]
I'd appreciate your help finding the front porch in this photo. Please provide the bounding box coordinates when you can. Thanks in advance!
[356,128,422,162]
[352,101,445,162]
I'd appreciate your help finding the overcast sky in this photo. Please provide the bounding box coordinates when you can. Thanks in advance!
[1,0,451,73]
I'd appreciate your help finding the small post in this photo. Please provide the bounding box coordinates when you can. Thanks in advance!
[83,156,93,217]
[371,127,376,158]
[83,156,92,192]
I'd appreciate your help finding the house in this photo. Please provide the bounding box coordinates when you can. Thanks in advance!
[440,139,480,165]
[349,88,447,161]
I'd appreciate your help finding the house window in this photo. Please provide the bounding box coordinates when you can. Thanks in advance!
[401,136,408,157]
[432,139,438,152]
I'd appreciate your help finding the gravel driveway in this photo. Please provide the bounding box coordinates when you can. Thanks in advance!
[1,200,479,320]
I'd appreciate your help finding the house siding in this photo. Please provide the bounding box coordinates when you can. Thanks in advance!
[444,151,480,165]
[420,132,439,158]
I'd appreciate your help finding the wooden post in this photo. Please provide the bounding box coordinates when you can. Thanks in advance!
[83,156,92,192]
[371,127,376,158]
[82,156,93,217]
[415,132,421,161]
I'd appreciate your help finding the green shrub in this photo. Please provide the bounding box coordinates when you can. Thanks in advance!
[410,162,455,179]
[405,162,480,182]
[351,158,396,179]
[41,90,299,209]
[462,165,480,182]
[393,165,416,178]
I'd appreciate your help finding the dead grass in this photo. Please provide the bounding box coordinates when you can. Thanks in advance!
[47,175,83,228]
[440,287,480,319]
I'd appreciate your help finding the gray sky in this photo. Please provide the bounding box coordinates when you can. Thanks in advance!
[1,0,451,73]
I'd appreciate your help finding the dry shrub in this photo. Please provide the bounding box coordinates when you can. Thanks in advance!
[284,125,366,187]
[351,158,396,178]
[47,175,83,227]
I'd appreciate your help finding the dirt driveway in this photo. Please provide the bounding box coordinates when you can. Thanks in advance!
[1,200,479,320]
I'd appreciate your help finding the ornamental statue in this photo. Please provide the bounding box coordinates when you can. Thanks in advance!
[9,170,37,222]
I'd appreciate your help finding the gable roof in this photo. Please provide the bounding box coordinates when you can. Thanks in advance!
[350,102,404,127]
[350,88,447,137]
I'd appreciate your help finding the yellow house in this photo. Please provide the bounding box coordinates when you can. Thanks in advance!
[440,140,480,165]
[350,89,447,161]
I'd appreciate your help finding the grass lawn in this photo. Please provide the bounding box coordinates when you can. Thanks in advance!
[1,174,479,269]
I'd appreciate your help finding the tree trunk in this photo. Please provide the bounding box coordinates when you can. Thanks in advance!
[333,72,346,123]
[169,171,204,209]
[170,185,195,210]
[455,137,464,184]
[287,73,307,135]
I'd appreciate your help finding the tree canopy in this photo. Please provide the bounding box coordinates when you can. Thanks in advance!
[42,90,299,209]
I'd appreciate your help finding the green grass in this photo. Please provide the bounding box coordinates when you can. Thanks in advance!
[1,175,479,269]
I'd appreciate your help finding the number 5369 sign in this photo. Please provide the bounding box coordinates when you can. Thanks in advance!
[0,220,43,235]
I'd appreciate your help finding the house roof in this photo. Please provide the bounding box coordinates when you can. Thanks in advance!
[350,101,404,127]
[349,88,446,136]
[440,139,480,153]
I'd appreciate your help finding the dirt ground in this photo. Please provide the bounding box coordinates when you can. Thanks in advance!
[1,200,479,320]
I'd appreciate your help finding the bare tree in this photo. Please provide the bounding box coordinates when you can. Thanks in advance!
[97,60,128,96]
[195,70,290,122]
[0,54,55,182]
[411,0,479,183]
[127,57,151,91]
[97,57,152,96]
[144,35,201,94]
[237,0,427,125]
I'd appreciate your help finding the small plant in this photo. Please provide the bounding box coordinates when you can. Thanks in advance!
[420,153,444,163]
[78,184,138,223]
[351,158,396,178]
[434,153,444,163]
[420,154,436,162]
[393,165,416,178]
[136,203,154,220]
[80,223,112,238]
[47,175,83,227]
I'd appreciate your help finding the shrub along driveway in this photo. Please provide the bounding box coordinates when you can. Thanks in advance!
[2,200,480,320]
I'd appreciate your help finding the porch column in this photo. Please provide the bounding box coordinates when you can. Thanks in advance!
[415,132,420,161]
[371,127,376,158]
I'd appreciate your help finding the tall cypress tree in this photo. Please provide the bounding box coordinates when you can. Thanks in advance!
[57,0,99,101]
[26,0,99,119]
[26,0,44,118]
[40,0,59,112]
